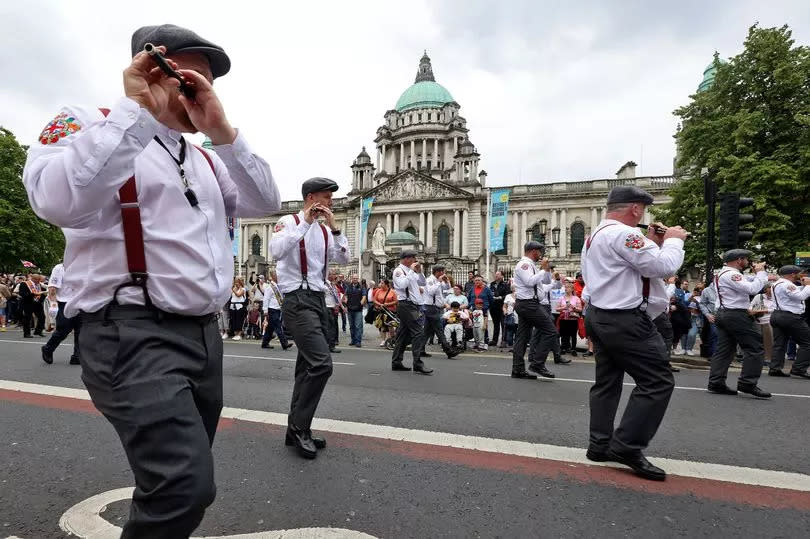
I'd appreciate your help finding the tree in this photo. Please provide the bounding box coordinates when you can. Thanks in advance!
[0,127,65,273]
[657,24,810,269]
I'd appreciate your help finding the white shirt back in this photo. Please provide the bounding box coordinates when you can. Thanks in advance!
[771,277,810,314]
[714,266,768,309]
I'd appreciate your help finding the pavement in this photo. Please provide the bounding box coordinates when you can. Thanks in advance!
[1,325,809,538]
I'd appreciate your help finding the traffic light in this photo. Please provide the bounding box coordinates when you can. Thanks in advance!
[718,192,755,249]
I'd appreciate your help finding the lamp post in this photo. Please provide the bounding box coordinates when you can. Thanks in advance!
[552,226,560,258]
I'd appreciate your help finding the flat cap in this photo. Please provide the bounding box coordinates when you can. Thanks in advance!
[131,24,231,78]
[432,264,445,273]
[524,240,544,252]
[722,249,753,263]
[400,249,418,259]
[778,265,804,276]
[301,177,339,198]
[607,185,654,206]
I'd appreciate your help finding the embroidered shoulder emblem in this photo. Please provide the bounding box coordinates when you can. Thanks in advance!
[395,270,403,278]
[521,263,529,270]
[624,233,645,249]
[39,113,81,145]
[274,222,285,232]
[788,285,797,291]
[731,274,742,282]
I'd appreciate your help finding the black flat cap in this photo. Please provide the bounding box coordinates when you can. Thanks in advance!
[131,24,231,78]
[432,264,445,273]
[607,185,654,205]
[524,240,544,252]
[778,265,804,276]
[722,249,753,262]
[301,177,339,198]
[400,249,418,259]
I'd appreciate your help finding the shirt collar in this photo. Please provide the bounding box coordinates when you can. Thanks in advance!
[154,123,183,145]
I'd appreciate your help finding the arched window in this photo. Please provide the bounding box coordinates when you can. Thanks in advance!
[405,225,417,237]
[529,220,547,245]
[570,222,585,254]
[437,225,450,255]
[251,234,262,256]
[494,226,508,256]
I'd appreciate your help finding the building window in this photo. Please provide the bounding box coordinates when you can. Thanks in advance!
[494,226,508,256]
[251,234,262,256]
[405,225,417,237]
[529,220,547,245]
[417,113,422,122]
[570,222,585,254]
[437,225,450,255]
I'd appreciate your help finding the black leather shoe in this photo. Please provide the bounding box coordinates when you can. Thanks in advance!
[511,371,538,380]
[607,450,666,481]
[421,352,433,358]
[707,383,737,395]
[69,356,80,365]
[554,357,571,365]
[260,344,274,349]
[330,348,341,354]
[583,351,593,357]
[285,426,317,459]
[769,369,790,377]
[445,348,460,359]
[392,363,412,371]
[528,365,555,378]
[487,340,498,347]
[282,344,294,350]
[286,427,326,450]
[570,350,578,357]
[24,335,33,338]
[737,384,772,399]
[789,370,810,379]
[41,347,53,365]
[413,365,434,375]
[586,448,610,462]
[34,332,44,337]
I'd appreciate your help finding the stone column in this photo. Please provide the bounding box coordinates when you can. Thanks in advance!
[433,138,439,169]
[426,211,433,248]
[643,206,651,225]
[461,209,469,257]
[386,213,392,233]
[393,213,399,232]
[559,209,568,257]
[444,139,451,168]
[410,140,415,169]
[591,207,598,227]
[399,142,405,170]
[262,224,269,258]
[521,212,528,245]
[421,139,427,169]
[453,209,461,256]
[453,137,458,157]
[512,211,520,257]
[381,144,387,173]
[419,212,425,244]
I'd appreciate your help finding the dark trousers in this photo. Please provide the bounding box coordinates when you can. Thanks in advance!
[559,319,579,351]
[421,305,450,354]
[652,312,674,352]
[348,310,364,345]
[392,300,425,367]
[586,307,674,455]
[513,299,557,373]
[262,308,289,348]
[709,309,764,388]
[282,290,333,430]
[770,310,810,373]
[490,304,503,344]
[326,308,339,347]
[79,304,223,538]
[22,300,45,336]
[43,301,80,360]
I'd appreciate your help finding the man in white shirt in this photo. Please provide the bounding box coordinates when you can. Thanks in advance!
[270,177,351,459]
[767,265,810,378]
[23,24,280,536]
[261,271,291,351]
[391,250,433,374]
[420,264,457,359]
[41,262,81,365]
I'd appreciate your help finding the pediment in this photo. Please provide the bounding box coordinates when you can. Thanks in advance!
[365,171,473,203]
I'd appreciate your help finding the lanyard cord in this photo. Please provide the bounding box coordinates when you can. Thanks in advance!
[153,136,188,188]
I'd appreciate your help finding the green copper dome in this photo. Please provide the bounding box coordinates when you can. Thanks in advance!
[697,58,726,93]
[395,51,454,112]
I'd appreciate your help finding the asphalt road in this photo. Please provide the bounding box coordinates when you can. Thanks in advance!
[1,327,809,538]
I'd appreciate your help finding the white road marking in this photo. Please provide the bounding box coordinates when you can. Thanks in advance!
[2,379,810,493]
[0,340,354,366]
[59,487,377,538]
[473,371,810,399]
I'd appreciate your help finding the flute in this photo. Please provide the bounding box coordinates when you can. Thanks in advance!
[638,223,691,237]
[143,43,195,99]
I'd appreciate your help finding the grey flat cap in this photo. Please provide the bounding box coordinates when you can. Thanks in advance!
[301,177,339,198]
[432,264,445,273]
[524,240,544,252]
[400,249,418,259]
[607,185,654,205]
[722,249,753,263]
[778,265,804,276]
[131,24,231,78]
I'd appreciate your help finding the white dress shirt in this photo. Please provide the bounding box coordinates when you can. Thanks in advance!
[262,281,283,311]
[513,256,558,300]
[771,277,810,315]
[23,97,280,317]
[392,264,424,302]
[270,210,351,294]
[646,278,670,319]
[714,266,768,309]
[422,275,450,307]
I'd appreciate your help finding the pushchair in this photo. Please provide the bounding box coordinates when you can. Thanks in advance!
[374,306,400,350]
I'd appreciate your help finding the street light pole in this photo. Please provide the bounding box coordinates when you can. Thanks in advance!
[703,168,716,287]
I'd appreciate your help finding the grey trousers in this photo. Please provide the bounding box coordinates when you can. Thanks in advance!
[770,310,810,373]
[586,307,674,455]
[282,289,334,430]
[79,304,223,539]
[652,312,674,352]
[513,299,556,373]
[391,300,425,367]
[709,309,764,387]
[421,305,449,354]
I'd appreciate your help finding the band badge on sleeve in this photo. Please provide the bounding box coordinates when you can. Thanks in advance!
[395,270,403,278]
[521,263,529,270]
[624,233,645,249]
[273,222,285,233]
[788,285,797,291]
[731,274,743,282]
[38,113,81,145]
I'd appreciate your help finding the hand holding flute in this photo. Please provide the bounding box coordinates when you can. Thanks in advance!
[639,222,689,246]
[123,44,181,119]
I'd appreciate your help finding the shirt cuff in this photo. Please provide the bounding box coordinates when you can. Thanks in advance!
[663,238,685,249]
[108,97,160,149]
[211,129,250,164]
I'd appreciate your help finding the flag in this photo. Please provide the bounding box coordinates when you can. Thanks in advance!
[231,218,240,257]
[21,260,36,268]
[489,189,510,252]
[360,197,374,250]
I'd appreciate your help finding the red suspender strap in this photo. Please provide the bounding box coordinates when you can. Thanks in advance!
[193,145,215,172]
[772,281,783,311]
[320,223,329,283]
[585,223,618,250]
[714,270,732,308]
[291,214,330,286]
[586,223,650,308]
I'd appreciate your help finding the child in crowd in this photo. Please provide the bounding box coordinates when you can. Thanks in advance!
[471,298,487,352]
[443,301,469,349]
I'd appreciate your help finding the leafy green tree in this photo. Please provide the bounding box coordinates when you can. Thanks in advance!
[657,24,810,269]
[0,127,65,273]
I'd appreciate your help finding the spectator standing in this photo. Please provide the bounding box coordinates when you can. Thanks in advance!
[229,277,247,340]
[0,278,11,331]
[373,280,397,347]
[261,271,291,350]
[671,278,692,354]
[471,298,487,351]
[502,285,518,350]
[680,285,704,356]
[463,271,476,296]
[467,275,494,340]
[557,281,583,356]
[343,274,366,347]
[489,271,509,347]
[324,272,343,352]
[750,284,775,365]
[698,281,720,356]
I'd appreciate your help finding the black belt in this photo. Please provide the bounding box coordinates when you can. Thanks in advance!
[589,305,641,314]
[773,310,803,316]
[718,308,748,312]
[82,303,216,324]
[516,298,538,303]
[399,300,416,305]
[287,288,325,297]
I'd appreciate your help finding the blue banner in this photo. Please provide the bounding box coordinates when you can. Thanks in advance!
[360,197,374,250]
[230,217,239,257]
[489,189,510,252]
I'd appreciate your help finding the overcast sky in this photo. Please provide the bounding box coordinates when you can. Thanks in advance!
[2,0,809,201]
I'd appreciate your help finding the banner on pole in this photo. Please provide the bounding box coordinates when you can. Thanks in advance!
[360,197,374,250]
[231,218,239,257]
[489,189,510,253]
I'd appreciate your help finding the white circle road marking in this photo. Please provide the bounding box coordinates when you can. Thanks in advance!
[58,487,378,538]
